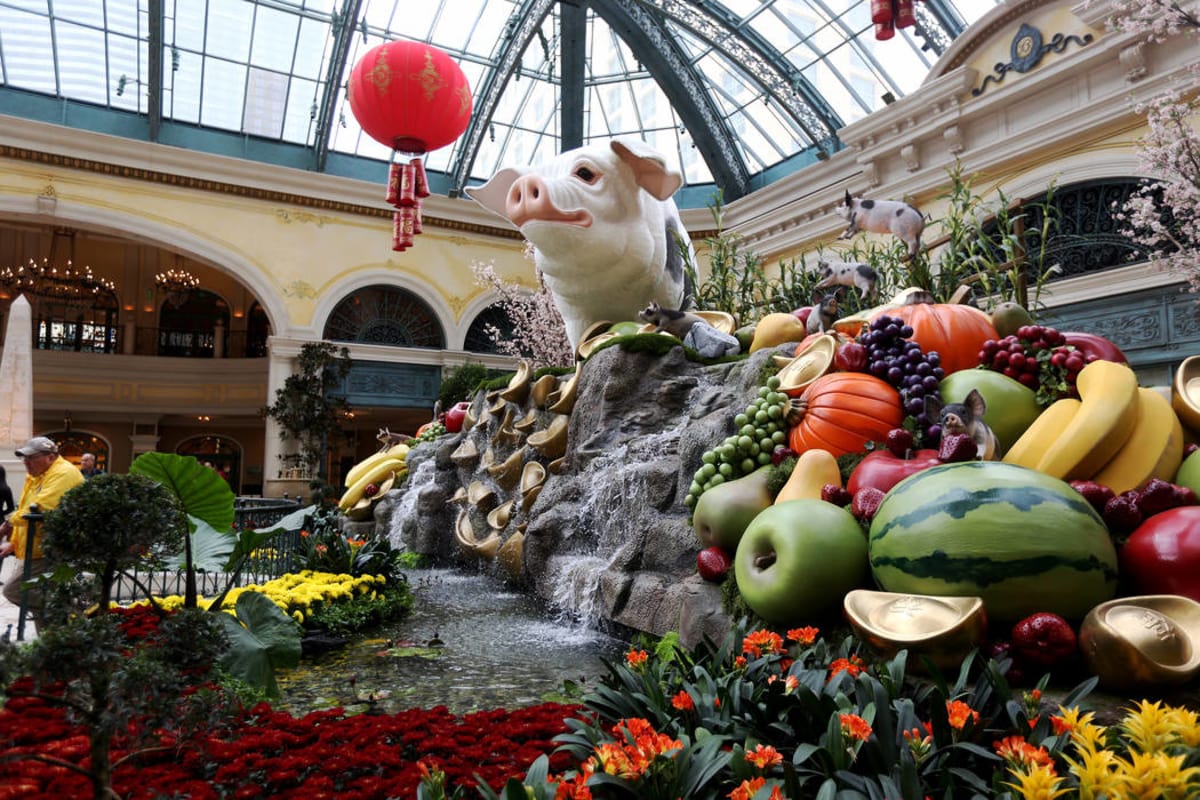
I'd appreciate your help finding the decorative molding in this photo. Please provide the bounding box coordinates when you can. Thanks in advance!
[1120,42,1148,82]
[900,144,920,172]
[274,209,335,227]
[282,281,318,299]
[0,144,524,241]
[972,24,1094,97]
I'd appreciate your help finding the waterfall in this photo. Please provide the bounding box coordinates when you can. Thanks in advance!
[547,553,611,626]
[386,456,438,549]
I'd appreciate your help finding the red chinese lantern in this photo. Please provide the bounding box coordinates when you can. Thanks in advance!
[347,41,473,252]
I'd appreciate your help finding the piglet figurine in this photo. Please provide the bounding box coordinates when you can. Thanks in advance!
[466,139,694,347]
[805,289,841,335]
[815,259,877,301]
[836,190,924,261]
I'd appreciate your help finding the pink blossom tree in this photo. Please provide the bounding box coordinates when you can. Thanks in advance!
[470,260,574,369]
[1104,1,1200,287]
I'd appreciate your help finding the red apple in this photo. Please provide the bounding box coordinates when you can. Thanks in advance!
[1119,506,1200,601]
[1061,331,1127,365]
[846,449,941,497]
[443,400,472,433]
[834,341,868,372]
[791,307,813,327]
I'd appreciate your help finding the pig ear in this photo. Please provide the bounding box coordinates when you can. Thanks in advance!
[610,140,683,201]
[965,388,987,416]
[464,167,525,219]
[844,189,853,206]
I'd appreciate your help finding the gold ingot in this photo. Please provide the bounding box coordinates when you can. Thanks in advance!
[487,499,514,531]
[1079,595,1200,691]
[777,334,837,398]
[463,402,478,432]
[548,456,567,474]
[514,408,540,434]
[547,364,582,415]
[577,320,613,346]
[450,438,480,467]
[455,510,500,560]
[1172,355,1200,435]
[449,486,469,505]
[576,331,617,361]
[520,461,547,513]
[468,480,498,513]
[487,447,525,491]
[636,310,738,337]
[528,415,569,460]
[530,374,558,409]
[497,527,525,581]
[491,407,522,448]
[479,447,496,469]
[843,590,987,672]
[499,360,532,404]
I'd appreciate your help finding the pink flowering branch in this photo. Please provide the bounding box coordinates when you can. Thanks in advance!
[470,260,574,369]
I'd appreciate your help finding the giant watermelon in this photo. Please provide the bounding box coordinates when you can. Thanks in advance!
[868,461,1118,622]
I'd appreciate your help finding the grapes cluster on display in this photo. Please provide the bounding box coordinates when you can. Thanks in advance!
[979,325,1088,405]
[862,315,946,444]
[685,376,791,509]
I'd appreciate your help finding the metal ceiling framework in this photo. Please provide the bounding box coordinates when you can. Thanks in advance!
[0,0,976,204]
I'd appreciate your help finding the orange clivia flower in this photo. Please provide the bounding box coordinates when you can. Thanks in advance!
[828,655,866,681]
[787,626,819,645]
[994,735,1055,771]
[782,674,799,694]
[742,629,785,658]
[840,713,873,742]
[778,657,794,672]
[671,690,694,712]
[745,743,783,769]
[729,777,782,800]
[947,700,980,730]
[315,544,328,554]
[734,655,747,669]
[300,530,311,538]
[1050,715,1072,736]
[625,649,649,669]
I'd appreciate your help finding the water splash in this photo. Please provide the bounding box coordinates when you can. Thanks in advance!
[546,553,612,626]
[387,455,438,549]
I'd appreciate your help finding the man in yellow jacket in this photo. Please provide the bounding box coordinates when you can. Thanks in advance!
[0,437,85,622]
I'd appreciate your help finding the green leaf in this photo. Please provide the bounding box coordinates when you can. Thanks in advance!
[216,590,302,697]
[130,452,235,531]
[164,516,236,571]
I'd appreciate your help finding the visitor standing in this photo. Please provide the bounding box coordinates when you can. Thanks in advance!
[79,452,103,479]
[0,437,85,624]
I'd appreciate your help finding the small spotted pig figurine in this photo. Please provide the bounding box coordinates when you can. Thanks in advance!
[836,190,925,261]
[815,259,877,301]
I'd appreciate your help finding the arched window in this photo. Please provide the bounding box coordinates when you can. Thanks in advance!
[323,285,445,347]
[464,302,517,354]
[32,291,119,353]
[982,179,1157,282]
[158,289,230,357]
[45,430,110,472]
[177,435,241,493]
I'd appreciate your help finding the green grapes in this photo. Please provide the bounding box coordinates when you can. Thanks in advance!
[684,375,792,509]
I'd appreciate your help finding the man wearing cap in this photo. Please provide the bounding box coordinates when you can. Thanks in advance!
[0,437,85,620]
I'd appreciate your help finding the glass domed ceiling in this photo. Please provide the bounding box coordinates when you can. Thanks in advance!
[0,0,997,206]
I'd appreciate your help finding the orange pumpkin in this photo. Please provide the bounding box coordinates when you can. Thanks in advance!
[787,372,903,457]
[867,302,996,375]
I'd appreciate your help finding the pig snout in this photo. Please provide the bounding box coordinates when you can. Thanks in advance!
[505,174,592,228]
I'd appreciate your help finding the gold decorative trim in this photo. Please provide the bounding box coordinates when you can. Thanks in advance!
[0,144,524,240]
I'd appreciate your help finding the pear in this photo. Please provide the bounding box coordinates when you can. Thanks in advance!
[990,302,1035,338]
[691,466,774,551]
[748,313,808,353]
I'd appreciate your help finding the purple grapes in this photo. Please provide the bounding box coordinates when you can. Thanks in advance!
[864,315,945,444]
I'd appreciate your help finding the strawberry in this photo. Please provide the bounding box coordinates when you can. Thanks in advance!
[696,546,732,582]
[1068,479,1115,513]
[885,427,915,458]
[821,483,852,507]
[851,487,886,521]
[938,432,976,463]
[1010,612,1077,670]
[1138,478,1182,518]
[1103,492,1143,535]
[363,483,380,498]
[770,446,798,466]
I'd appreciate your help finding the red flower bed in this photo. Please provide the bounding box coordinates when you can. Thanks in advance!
[0,606,586,799]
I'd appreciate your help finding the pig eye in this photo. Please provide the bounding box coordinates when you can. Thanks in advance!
[573,166,598,183]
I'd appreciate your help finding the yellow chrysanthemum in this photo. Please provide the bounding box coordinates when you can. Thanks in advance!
[1005,764,1069,800]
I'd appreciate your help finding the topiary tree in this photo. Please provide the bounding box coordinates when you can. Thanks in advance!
[261,341,354,479]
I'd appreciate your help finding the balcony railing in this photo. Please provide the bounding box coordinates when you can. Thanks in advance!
[28,323,267,358]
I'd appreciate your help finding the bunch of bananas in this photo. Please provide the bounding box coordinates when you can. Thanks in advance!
[337,441,410,511]
[1004,360,1183,493]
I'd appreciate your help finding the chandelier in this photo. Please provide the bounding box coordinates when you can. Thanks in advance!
[0,228,116,310]
[155,260,200,307]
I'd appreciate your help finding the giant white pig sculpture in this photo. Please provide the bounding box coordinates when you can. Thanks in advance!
[466,139,693,347]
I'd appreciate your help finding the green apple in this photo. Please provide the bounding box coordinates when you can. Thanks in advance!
[734,324,756,352]
[692,466,773,551]
[939,369,1042,455]
[1176,449,1200,495]
[991,302,1036,338]
[734,499,868,624]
